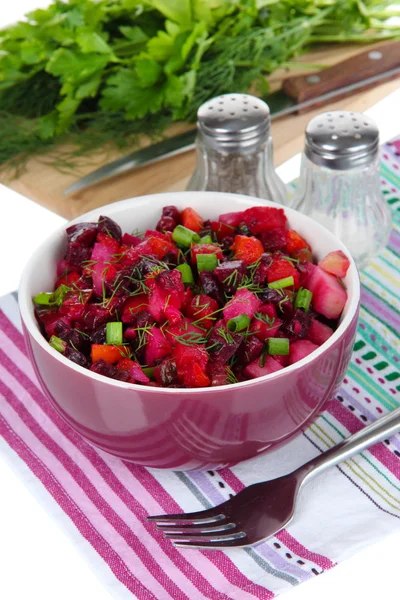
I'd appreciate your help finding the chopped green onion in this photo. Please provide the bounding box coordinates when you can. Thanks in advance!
[106,322,123,345]
[227,314,251,332]
[172,224,200,247]
[176,263,194,285]
[268,276,294,289]
[142,366,155,379]
[33,292,53,305]
[200,235,212,244]
[294,288,313,312]
[51,284,71,305]
[196,253,218,272]
[33,284,71,307]
[267,337,289,356]
[49,335,66,353]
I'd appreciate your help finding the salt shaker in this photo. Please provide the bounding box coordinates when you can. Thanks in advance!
[293,111,391,269]
[187,93,288,205]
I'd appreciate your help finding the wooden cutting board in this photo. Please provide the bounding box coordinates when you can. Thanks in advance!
[3,42,400,221]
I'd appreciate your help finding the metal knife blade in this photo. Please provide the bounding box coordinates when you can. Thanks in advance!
[64,65,400,195]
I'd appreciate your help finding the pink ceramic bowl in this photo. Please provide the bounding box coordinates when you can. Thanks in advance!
[19,192,360,470]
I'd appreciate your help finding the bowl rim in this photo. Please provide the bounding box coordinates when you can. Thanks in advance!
[19,191,360,394]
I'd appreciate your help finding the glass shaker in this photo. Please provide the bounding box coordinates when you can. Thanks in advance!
[187,93,288,205]
[293,111,391,269]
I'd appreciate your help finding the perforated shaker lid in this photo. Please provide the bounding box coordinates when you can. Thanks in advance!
[197,94,270,151]
[305,111,379,170]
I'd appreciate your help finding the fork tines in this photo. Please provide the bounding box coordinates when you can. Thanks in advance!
[147,511,247,548]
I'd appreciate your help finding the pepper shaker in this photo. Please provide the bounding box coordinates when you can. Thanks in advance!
[187,93,288,205]
[293,111,392,269]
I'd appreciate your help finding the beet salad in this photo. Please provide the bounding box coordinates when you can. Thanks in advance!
[33,205,350,388]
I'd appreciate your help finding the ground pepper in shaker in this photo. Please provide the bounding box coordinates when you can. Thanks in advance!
[293,111,392,269]
[187,93,288,205]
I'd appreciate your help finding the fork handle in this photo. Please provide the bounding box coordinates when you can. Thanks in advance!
[300,407,400,481]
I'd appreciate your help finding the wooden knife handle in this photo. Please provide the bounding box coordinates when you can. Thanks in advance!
[282,41,400,112]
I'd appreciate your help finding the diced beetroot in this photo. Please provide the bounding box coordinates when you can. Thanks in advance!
[156,216,177,232]
[182,287,194,311]
[164,306,182,324]
[77,303,110,331]
[164,317,203,343]
[218,211,244,227]
[98,215,122,241]
[124,327,137,342]
[242,207,287,234]
[289,340,319,365]
[147,269,184,322]
[244,356,283,379]
[223,288,262,322]
[252,253,273,285]
[121,294,148,324]
[144,327,172,366]
[55,271,81,289]
[162,205,181,223]
[307,319,334,345]
[214,260,245,292]
[230,235,264,265]
[180,362,210,387]
[38,309,71,339]
[96,232,121,254]
[130,362,150,384]
[304,264,347,319]
[154,358,179,386]
[250,314,282,341]
[318,250,350,279]
[66,243,92,269]
[56,259,72,277]
[207,320,243,363]
[260,228,287,252]
[273,354,289,367]
[191,243,223,264]
[282,309,310,340]
[286,230,311,254]
[90,241,117,296]
[66,222,98,246]
[90,359,118,378]
[122,233,142,246]
[173,343,208,371]
[64,346,89,368]
[59,291,91,322]
[185,294,219,329]
[239,335,264,364]
[199,272,224,305]
[207,363,229,386]
[211,221,235,242]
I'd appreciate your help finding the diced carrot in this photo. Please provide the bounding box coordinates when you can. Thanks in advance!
[211,221,235,242]
[181,207,203,232]
[230,235,264,265]
[91,344,129,364]
[286,230,311,254]
[117,358,135,371]
[96,232,121,254]
[55,271,81,288]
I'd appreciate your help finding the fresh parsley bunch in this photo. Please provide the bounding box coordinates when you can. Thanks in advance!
[0,0,399,173]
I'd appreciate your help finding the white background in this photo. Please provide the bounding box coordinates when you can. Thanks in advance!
[1,2,400,599]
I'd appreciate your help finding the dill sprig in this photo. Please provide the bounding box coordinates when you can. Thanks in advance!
[174,332,208,346]
[225,366,238,385]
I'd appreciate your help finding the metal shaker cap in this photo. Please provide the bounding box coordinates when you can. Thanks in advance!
[305,111,379,170]
[197,94,270,152]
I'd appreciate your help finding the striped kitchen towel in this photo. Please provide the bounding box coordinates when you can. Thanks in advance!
[0,141,399,600]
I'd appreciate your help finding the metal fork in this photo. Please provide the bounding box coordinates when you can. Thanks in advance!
[148,407,400,549]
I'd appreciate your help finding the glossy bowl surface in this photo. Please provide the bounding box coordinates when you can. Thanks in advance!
[19,192,360,470]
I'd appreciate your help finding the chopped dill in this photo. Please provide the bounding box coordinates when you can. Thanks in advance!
[225,366,238,384]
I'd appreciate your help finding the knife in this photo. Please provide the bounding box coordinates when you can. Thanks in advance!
[65,41,400,195]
